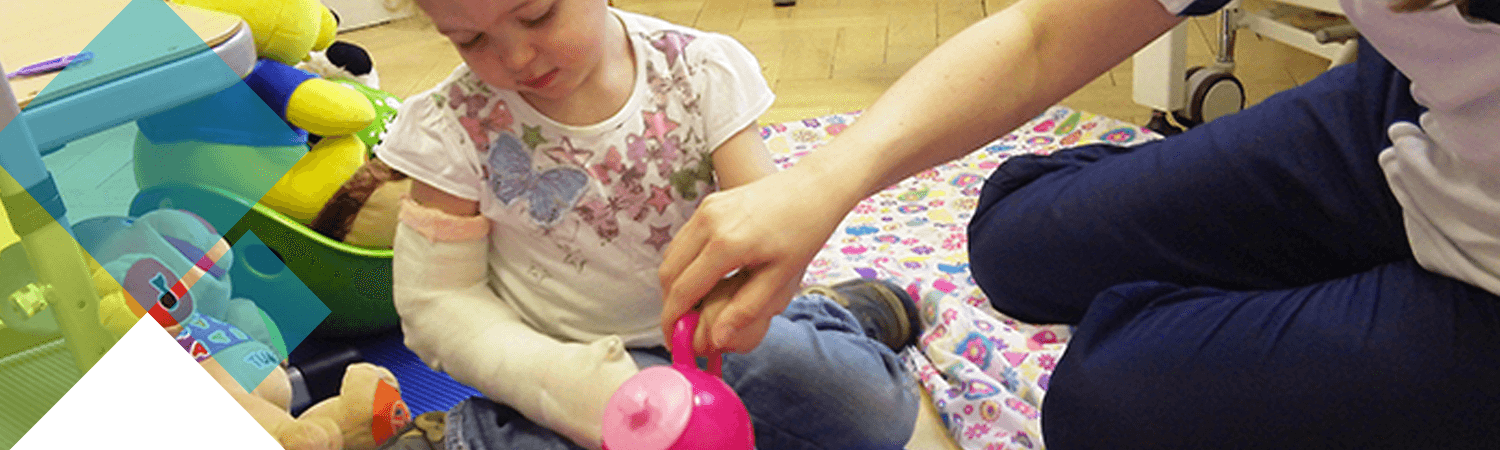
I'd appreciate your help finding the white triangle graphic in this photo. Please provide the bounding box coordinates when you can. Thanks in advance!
[14,317,281,449]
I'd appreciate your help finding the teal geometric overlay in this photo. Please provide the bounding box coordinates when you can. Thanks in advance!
[228,231,329,373]
[208,232,325,393]
[3,0,337,442]
[30,0,237,108]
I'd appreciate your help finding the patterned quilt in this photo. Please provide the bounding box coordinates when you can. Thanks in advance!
[761,106,1161,450]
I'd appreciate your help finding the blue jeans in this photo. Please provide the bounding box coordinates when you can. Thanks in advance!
[444,294,920,450]
[968,39,1500,448]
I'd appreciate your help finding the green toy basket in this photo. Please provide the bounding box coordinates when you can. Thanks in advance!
[128,182,398,338]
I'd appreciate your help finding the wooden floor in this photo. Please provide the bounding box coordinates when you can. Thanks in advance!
[346,0,1337,128]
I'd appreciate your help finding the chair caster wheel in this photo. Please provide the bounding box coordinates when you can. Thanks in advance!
[1178,66,1245,127]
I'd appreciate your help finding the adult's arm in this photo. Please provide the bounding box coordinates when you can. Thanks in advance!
[659,0,1185,352]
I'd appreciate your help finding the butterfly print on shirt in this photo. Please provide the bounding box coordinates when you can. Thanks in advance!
[447,84,487,115]
[543,137,596,167]
[460,100,516,152]
[487,133,589,226]
[590,146,627,183]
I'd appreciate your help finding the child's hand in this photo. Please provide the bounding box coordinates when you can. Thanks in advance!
[685,271,773,355]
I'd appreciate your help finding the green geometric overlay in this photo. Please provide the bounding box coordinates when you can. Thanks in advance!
[1,0,336,446]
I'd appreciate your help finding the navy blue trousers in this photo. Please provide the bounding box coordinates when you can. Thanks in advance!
[968,39,1500,449]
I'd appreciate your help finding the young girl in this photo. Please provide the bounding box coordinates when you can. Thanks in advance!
[377,0,922,448]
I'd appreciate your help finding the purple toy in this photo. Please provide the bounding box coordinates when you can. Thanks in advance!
[601,311,755,450]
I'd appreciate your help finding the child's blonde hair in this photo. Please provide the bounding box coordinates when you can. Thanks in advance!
[384,0,617,16]
[1389,0,1471,13]
[384,0,419,15]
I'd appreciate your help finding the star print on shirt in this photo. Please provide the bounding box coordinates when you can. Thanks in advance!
[642,109,679,142]
[645,184,674,215]
[655,134,685,178]
[644,224,673,252]
[522,124,548,149]
[650,30,697,68]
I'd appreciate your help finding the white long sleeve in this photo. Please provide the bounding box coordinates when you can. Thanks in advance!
[391,206,639,449]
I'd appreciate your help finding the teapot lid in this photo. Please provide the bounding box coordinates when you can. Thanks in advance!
[602,366,693,450]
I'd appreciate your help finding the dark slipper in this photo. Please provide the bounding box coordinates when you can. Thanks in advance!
[802,278,922,351]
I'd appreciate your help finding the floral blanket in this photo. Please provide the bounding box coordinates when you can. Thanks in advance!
[762,106,1160,450]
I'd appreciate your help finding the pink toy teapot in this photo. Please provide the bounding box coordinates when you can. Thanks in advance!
[601,311,754,450]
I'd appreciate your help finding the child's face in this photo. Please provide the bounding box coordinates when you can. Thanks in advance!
[417,0,614,100]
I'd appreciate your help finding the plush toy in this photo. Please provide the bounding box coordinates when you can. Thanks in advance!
[264,71,402,225]
[188,337,412,450]
[85,210,289,365]
[240,57,375,140]
[74,209,411,450]
[190,345,346,450]
[309,157,411,248]
[178,325,412,450]
[300,40,381,90]
[297,361,414,449]
[298,38,402,160]
[136,0,377,224]
[300,55,410,248]
[328,79,402,153]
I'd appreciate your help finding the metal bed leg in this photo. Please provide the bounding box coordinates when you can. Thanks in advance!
[1218,3,1240,69]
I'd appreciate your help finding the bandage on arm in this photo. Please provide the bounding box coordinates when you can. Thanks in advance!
[392,199,638,449]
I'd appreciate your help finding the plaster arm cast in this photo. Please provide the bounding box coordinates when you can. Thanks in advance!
[391,198,639,450]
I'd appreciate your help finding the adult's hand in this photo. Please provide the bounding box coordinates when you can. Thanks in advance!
[659,163,860,353]
[660,0,1184,354]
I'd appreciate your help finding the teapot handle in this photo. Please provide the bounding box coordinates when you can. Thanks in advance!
[671,311,723,377]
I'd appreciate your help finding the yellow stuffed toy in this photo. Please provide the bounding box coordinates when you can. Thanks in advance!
[136,0,375,224]
[173,0,339,66]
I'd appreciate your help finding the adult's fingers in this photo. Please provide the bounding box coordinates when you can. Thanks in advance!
[709,263,802,351]
[686,272,749,354]
[715,314,773,354]
[659,245,750,341]
[658,193,756,339]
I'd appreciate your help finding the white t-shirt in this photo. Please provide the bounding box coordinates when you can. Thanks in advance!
[378,9,774,346]
[1346,0,1500,296]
